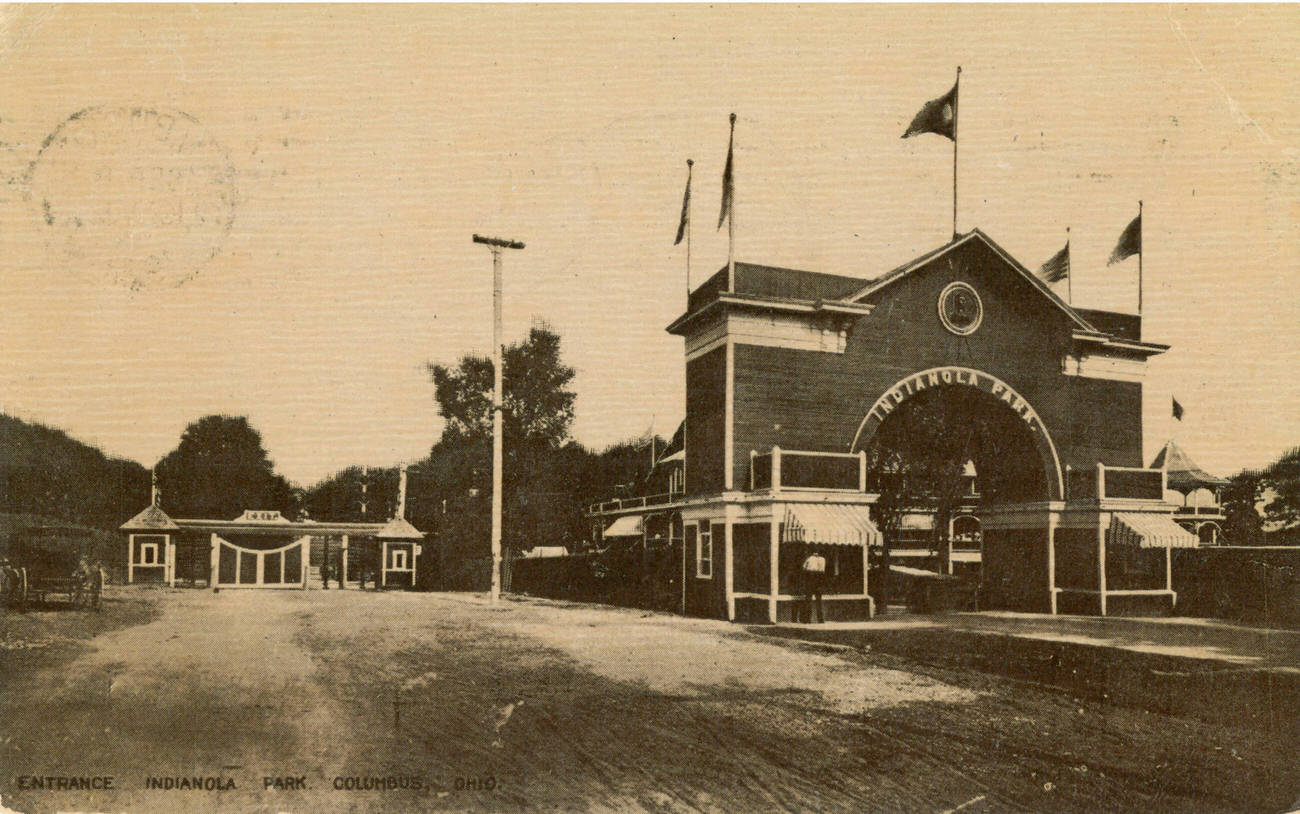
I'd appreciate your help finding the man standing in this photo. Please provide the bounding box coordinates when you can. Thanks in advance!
[800,546,827,624]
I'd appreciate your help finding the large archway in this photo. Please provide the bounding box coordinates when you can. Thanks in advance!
[850,366,1064,502]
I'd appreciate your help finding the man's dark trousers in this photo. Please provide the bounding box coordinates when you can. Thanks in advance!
[800,572,825,624]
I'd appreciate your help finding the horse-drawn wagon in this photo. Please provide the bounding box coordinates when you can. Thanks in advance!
[1,525,104,612]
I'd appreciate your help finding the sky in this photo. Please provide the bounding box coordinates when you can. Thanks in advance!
[1,4,1297,486]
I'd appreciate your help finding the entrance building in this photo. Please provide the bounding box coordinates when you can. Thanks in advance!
[591,229,1203,622]
[120,506,423,590]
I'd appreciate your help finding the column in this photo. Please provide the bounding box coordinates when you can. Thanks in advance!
[724,512,735,622]
[340,534,349,588]
[1097,521,1108,617]
[166,535,176,588]
[768,516,780,623]
[127,535,135,584]
[381,542,389,588]
[300,536,309,590]
[210,533,220,591]
[1165,542,1175,606]
[1047,515,1058,615]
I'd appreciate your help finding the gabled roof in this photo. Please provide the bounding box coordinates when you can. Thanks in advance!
[375,516,424,540]
[1150,440,1229,492]
[847,228,1099,333]
[120,504,179,532]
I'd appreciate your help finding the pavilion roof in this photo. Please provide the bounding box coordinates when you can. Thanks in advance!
[1150,440,1229,492]
[120,504,180,531]
[375,516,424,540]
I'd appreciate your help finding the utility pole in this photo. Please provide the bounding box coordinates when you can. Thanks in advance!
[473,233,525,604]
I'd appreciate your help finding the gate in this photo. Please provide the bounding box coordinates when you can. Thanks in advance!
[215,535,308,588]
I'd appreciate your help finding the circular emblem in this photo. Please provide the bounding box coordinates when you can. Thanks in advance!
[938,282,982,335]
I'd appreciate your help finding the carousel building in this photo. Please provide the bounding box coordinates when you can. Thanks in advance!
[590,229,1207,622]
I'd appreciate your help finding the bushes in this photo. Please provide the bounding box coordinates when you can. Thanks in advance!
[1173,547,1300,628]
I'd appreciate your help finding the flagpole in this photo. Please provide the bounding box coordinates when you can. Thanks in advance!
[1137,200,1143,315]
[952,66,961,240]
[685,159,693,303]
[727,113,736,294]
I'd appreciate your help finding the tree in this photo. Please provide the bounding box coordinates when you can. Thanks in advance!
[1260,447,1300,531]
[861,387,1046,606]
[428,324,576,449]
[1221,469,1264,545]
[157,415,296,520]
[423,325,579,568]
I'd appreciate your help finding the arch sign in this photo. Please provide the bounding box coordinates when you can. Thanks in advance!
[851,366,1064,500]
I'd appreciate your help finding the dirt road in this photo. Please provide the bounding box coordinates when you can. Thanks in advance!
[2,589,1297,813]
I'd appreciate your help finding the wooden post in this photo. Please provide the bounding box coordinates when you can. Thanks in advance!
[381,542,389,588]
[771,446,782,494]
[127,535,134,585]
[1098,519,1108,617]
[167,536,176,588]
[768,515,780,623]
[1047,514,1058,615]
[473,234,525,605]
[863,526,872,617]
[725,513,735,622]
[210,533,219,591]
[340,534,349,588]
[1165,542,1174,607]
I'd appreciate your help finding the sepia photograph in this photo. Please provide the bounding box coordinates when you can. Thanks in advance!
[1,4,1298,812]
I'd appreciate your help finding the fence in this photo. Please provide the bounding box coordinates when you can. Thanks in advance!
[510,542,681,613]
[1172,547,1300,629]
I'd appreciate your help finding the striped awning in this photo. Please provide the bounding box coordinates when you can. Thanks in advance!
[1108,513,1198,549]
[782,504,881,548]
[603,515,645,538]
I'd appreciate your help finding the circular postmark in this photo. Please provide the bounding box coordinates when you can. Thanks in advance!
[23,106,237,289]
[937,281,982,336]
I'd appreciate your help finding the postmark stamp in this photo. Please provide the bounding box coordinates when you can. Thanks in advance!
[22,106,237,289]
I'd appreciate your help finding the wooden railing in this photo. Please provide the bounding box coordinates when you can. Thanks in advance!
[588,491,679,515]
[750,447,866,493]
[1066,463,1165,502]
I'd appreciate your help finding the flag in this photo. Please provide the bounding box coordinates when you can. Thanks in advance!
[1037,242,1070,283]
[718,113,735,230]
[1108,213,1142,265]
[674,160,693,246]
[902,81,958,141]
[1172,397,1184,421]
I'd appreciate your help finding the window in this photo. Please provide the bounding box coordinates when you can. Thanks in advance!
[696,522,712,578]
[670,467,685,495]
[140,542,158,565]
[392,548,408,570]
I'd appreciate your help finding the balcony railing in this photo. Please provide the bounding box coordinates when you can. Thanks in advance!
[1066,463,1165,502]
[750,447,866,493]
[588,491,679,515]
[1173,505,1224,517]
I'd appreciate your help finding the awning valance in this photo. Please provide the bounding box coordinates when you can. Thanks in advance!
[603,515,645,538]
[782,504,880,548]
[1108,513,1198,549]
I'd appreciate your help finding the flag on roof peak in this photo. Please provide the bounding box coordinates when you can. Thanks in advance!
[674,160,692,246]
[902,80,958,141]
[1108,212,1142,265]
[718,115,735,231]
[1037,242,1070,284]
